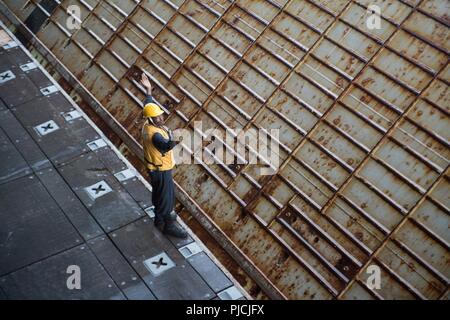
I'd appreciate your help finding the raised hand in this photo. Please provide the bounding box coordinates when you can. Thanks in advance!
[140,73,152,94]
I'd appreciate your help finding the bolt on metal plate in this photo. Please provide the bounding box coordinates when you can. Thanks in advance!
[0,70,15,84]
[179,242,203,259]
[143,252,175,276]
[87,138,107,151]
[2,41,18,49]
[217,286,243,300]
[63,110,82,122]
[144,206,155,218]
[84,180,112,201]
[114,168,136,182]
[40,85,58,96]
[19,62,37,72]
[34,120,59,136]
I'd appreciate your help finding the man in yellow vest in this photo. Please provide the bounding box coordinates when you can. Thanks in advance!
[140,73,188,239]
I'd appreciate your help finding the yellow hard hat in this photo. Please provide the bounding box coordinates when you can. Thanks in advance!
[143,103,164,118]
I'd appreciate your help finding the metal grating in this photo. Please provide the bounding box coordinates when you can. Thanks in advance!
[2,0,448,300]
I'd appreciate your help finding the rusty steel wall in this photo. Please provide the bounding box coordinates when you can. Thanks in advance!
[3,0,449,299]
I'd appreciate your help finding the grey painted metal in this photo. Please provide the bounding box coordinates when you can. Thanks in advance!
[0,109,51,172]
[93,145,128,173]
[0,245,126,300]
[119,175,154,209]
[57,152,143,231]
[87,235,156,300]
[187,251,234,293]
[35,166,104,241]
[0,174,83,276]
[1,0,448,299]
[0,69,41,107]
[111,218,215,299]
[12,94,100,165]
[0,126,33,183]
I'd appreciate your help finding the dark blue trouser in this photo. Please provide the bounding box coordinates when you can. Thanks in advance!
[148,169,175,221]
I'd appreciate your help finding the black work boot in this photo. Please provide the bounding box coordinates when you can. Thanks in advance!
[167,210,177,221]
[163,220,188,239]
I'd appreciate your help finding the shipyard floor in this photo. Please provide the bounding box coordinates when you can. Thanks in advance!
[0,25,246,300]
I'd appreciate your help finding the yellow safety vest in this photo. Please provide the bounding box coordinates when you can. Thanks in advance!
[142,124,175,171]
